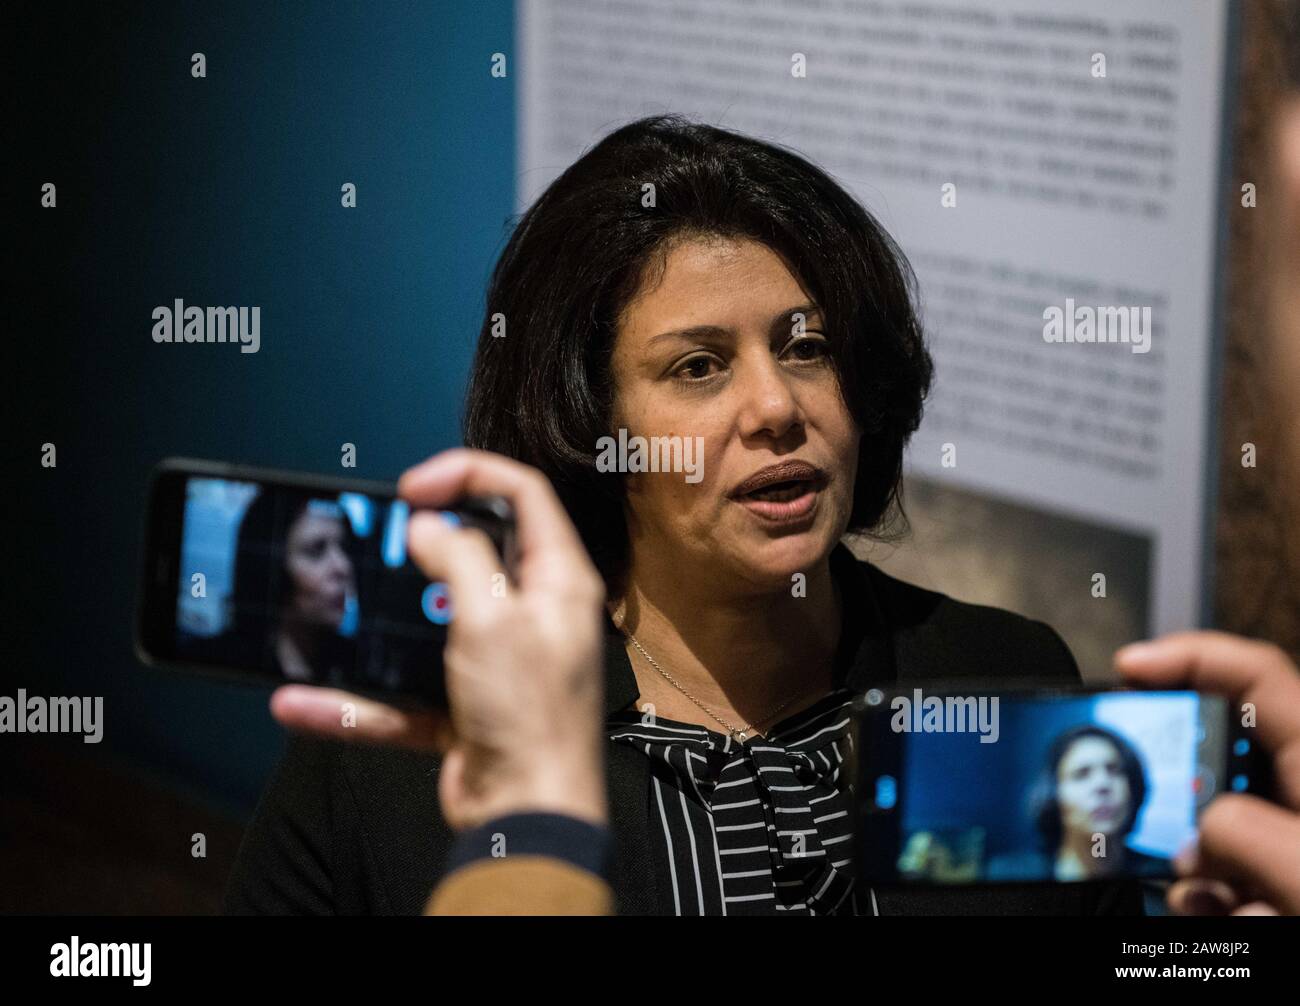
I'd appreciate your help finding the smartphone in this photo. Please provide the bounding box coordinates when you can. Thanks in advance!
[135,458,516,708]
[852,684,1272,885]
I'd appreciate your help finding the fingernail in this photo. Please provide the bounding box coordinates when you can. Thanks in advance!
[271,685,312,711]
[1116,642,1159,664]
[1233,902,1280,916]
[409,510,449,535]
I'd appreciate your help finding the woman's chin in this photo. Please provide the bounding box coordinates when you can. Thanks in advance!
[727,531,835,586]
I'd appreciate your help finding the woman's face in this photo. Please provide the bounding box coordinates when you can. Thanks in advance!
[609,235,862,589]
[1056,736,1132,840]
[284,508,355,629]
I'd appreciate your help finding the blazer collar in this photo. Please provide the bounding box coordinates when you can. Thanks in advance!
[602,617,642,715]
[600,541,895,715]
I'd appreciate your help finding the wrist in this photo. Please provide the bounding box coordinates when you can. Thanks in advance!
[472,751,607,828]
[471,788,608,829]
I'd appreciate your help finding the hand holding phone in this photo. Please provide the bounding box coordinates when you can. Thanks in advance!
[1116,632,1300,915]
[272,448,610,830]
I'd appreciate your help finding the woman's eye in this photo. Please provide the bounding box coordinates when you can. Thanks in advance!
[673,356,719,382]
[785,336,829,361]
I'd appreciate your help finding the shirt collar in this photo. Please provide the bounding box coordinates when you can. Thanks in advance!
[601,541,895,716]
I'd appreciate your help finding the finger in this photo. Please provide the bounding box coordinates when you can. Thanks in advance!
[1277,740,1300,811]
[1193,794,1300,914]
[1173,837,1198,877]
[398,448,597,592]
[1166,878,1241,916]
[1113,631,1300,758]
[1230,901,1280,916]
[406,511,507,629]
[438,747,469,831]
[269,685,449,754]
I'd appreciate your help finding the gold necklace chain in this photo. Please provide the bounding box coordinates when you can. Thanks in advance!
[624,632,806,743]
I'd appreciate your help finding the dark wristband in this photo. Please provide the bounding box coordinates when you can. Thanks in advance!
[445,812,613,882]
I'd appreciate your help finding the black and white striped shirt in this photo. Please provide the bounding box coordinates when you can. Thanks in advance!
[607,688,866,915]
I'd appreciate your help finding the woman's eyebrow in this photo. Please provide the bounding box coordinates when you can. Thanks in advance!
[779,303,821,322]
[646,304,823,347]
[646,324,731,348]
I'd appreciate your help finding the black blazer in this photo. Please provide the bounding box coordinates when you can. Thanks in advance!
[223,543,1143,915]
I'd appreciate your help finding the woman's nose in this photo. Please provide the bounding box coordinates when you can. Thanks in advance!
[326,544,352,578]
[736,357,802,437]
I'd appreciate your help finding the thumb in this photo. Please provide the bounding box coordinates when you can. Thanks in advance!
[1195,794,1300,915]
[438,746,470,831]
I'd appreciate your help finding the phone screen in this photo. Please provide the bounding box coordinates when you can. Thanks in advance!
[136,462,512,705]
[854,688,1260,885]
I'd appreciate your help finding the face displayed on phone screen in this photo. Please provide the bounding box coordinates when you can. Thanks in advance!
[856,690,1258,885]
[173,477,443,693]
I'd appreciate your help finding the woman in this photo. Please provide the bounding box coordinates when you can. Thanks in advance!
[217,491,359,685]
[1036,726,1168,881]
[989,725,1168,882]
[224,115,1141,915]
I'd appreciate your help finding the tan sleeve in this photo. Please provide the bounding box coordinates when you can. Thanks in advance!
[424,855,615,916]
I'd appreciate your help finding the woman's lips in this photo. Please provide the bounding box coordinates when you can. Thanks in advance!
[729,461,825,497]
[731,481,822,524]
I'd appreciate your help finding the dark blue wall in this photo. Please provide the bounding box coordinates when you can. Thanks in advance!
[16,1,516,814]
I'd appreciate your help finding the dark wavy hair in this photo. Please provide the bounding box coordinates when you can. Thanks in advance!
[1029,724,1149,852]
[463,114,933,594]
